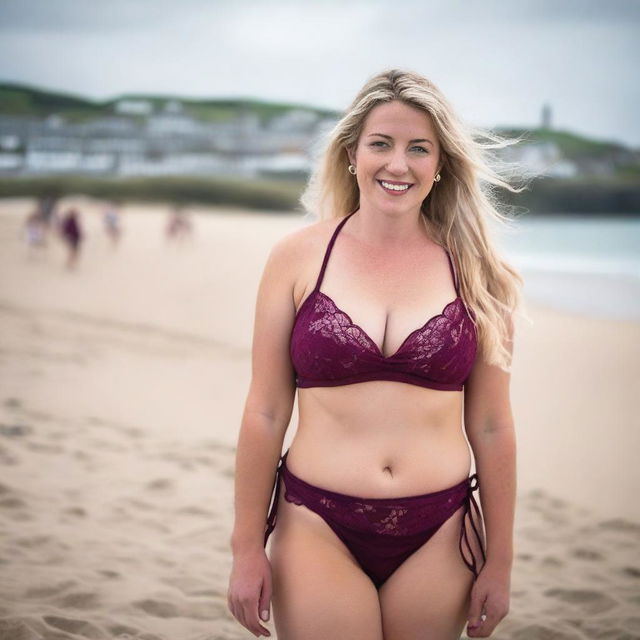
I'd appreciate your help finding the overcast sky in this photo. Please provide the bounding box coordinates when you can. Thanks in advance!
[1,0,639,147]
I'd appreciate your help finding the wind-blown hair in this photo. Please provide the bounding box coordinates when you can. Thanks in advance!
[300,68,532,371]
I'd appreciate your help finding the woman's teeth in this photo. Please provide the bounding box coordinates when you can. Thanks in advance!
[380,180,410,191]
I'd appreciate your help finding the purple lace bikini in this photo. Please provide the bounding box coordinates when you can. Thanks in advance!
[263,209,486,588]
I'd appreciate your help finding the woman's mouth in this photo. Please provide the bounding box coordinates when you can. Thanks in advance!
[377,179,413,195]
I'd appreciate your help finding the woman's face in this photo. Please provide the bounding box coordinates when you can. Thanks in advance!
[348,100,441,216]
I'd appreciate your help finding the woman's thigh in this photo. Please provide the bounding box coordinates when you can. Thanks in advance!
[268,493,384,640]
[378,506,481,640]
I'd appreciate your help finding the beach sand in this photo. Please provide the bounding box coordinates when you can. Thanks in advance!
[0,197,638,639]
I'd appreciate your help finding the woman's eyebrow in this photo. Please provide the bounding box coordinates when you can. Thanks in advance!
[367,133,434,146]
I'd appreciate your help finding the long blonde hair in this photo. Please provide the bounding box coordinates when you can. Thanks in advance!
[300,68,533,371]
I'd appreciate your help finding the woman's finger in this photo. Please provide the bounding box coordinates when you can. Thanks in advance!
[466,586,486,632]
[240,596,270,637]
[482,600,508,635]
[258,570,273,625]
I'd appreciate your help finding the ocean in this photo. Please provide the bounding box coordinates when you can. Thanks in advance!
[498,214,640,320]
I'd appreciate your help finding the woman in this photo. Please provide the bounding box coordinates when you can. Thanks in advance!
[228,69,527,639]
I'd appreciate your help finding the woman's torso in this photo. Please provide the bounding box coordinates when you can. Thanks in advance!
[286,212,476,497]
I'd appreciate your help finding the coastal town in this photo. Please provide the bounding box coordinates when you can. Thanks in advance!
[1,85,637,182]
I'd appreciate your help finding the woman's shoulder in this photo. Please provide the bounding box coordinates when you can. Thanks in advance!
[263,216,342,302]
[270,215,340,264]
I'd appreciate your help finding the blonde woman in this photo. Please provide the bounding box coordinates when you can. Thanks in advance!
[228,68,528,639]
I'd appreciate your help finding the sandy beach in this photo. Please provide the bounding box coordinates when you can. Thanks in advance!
[1,197,639,640]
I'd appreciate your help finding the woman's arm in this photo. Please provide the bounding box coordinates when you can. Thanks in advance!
[463,313,517,637]
[228,233,300,637]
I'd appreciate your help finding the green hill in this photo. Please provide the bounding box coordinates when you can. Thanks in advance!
[0,82,339,124]
[496,125,636,159]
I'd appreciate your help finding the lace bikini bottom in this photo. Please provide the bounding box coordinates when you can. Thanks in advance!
[263,450,486,589]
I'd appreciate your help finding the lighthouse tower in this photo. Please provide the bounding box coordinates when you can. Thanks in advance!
[541,103,552,130]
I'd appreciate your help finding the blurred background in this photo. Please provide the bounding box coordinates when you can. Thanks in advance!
[1,0,639,314]
[0,1,638,639]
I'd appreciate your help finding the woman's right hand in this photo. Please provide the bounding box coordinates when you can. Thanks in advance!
[227,546,273,638]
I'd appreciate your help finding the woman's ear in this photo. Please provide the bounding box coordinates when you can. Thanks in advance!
[346,147,356,166]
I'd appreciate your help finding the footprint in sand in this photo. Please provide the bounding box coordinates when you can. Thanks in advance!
[622,616,640,632]
[571,547,604,561]
[513,624,582,640]
[43,614,107,639]
[146,478,173,491]
[598,518,640,534]
[544,587,617,614]
[0,618,44,639]
[125,498,155,510]
[24,579,77,598]
[0,485,24,512]
[133,598,181,618]
[0,445,18,465]
[161,575,223,599]
[106,622,141,638]
[0,495,26,509]
[97,569,121,579]
[202,440,236,454]
[176,505,214,517]
[15,534,53,548]
[0,423,32,437]
[133,596,222,621]
[26,441,64,454]
[139,518,172,533]
[53,591,101,610]
[541,555,564,567]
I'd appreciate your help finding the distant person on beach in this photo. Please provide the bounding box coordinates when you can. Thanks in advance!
[228,69,528,639]
[103,201,122,247]
[38,194,59,236]
[38,194,58,226]
[23,208,47,256]
[59,208,84,270]
[165,205,193,244]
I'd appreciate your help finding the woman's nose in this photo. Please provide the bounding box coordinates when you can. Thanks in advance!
[385,150,409,175]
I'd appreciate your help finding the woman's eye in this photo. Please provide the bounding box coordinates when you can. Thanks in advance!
[411,146,429,154]
[370,141,388,148]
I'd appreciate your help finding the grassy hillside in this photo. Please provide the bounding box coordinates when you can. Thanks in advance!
[0,83,101,118]
[0,82,339,124]
[497,126,636,158]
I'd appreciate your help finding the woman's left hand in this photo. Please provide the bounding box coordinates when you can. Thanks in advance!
[465,561,511,637]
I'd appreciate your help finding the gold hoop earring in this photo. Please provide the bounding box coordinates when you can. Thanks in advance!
[434,173,441,182]
[348,164,357,175]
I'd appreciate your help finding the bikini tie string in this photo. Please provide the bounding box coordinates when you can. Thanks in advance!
[459,472,487,579]
[264,450,289,546]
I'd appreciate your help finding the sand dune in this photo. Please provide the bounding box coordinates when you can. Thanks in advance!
[0,198,639,639]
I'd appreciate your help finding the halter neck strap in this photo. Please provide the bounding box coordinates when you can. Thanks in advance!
[313,209,358,292]
[314,210,460,297]
[444,248,460,295]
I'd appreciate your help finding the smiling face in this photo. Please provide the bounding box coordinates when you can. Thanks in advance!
[348,100,441,216]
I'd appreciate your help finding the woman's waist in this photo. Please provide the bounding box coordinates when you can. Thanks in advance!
[285,429,472,500]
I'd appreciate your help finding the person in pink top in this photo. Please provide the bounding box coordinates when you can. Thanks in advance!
[228,68,529,639]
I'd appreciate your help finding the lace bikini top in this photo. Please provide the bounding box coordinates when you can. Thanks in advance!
[290,210,478,391]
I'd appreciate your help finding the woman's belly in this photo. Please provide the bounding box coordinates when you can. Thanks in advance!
[287,382,472,498]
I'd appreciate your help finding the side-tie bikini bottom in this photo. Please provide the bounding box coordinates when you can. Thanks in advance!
[263,450,486,589]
